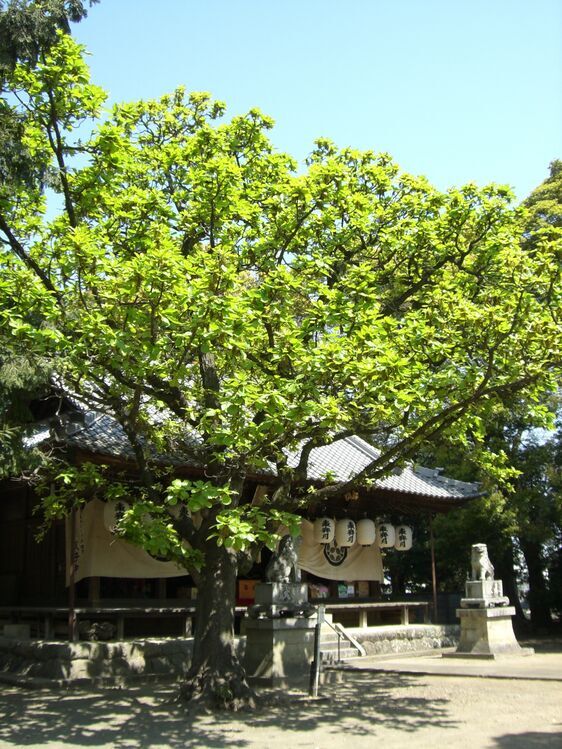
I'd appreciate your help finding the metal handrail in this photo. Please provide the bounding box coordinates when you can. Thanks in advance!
[321,613,343,662]
[309,604,346,697]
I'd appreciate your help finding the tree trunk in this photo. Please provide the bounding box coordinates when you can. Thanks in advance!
[519,538,552,630]
[389,568,405,596]
[494,542,527,627]
[179,539,255,710]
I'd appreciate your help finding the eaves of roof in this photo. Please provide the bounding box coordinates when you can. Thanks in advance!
[28,411,481,502]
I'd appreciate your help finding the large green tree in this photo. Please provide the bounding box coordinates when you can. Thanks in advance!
[1,35,561,707]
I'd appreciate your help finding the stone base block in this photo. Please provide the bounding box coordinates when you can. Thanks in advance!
[460,580,510,608]
[465,580,504,599]
[443,649,535,660]
[244,617,317,687]
[444,607,534,659]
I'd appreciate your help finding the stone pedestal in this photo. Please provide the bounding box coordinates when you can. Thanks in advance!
[244,583,317,687]
[448,607,533,658]
[460,580,509,608]
[445,578,533,659]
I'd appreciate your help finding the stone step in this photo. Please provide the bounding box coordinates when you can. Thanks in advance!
[320,637,354,650]
[318,620,367,663]
[321,647,361,663]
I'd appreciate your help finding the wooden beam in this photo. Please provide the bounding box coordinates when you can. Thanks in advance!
[429,514,438,623]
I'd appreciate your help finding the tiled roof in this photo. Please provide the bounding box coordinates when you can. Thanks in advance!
[286,435,478,499]
[66,413,203,466]
[34,411,480,500]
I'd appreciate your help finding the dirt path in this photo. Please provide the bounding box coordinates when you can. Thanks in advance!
[0,671,560,749]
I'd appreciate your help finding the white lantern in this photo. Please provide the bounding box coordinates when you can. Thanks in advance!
[376,521,395,548]
[394,525,413,551]
[335,518,357,547]
[103,499,130,532]
[356,518,376,546]
[300,519,315,545]
[313,517,335,544]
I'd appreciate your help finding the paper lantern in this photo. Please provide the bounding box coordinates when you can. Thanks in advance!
[313,517,335,544]
[335,518,357,547]
[376,521,395,548]
[394,525,413,551]
[356,518,376,546]
[103,499,130,532]
[300,519,315,544]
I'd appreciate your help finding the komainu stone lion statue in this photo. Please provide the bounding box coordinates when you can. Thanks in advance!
[471,543,494,581]
[265,534,301,583]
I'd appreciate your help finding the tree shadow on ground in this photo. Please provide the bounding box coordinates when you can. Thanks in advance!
[0,671,458,748]
[492,731,562,748]
[520,636,562,654]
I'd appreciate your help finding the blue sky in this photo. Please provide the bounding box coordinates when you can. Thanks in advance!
[74,0,562,201]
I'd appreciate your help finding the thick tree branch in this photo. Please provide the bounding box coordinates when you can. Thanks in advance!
[46,90,77,227]
[314,370,546,499]
[0,212,61,300]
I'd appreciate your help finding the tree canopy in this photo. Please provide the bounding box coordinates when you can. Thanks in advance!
[1,33,561,706]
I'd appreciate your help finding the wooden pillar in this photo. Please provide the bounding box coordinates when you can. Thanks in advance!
[88,576,101,605]
[157,578,167,600]
[44,613,54,639]
[68,507,78,642]
[429,514,438,623]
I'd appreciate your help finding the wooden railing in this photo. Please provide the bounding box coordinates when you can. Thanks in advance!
[0,599,429,641]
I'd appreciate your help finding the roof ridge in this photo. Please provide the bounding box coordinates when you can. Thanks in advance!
[344,434,380,460]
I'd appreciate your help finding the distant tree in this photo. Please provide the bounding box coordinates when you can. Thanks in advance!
[0,0,96,71]
[1,36,560,708]
[1,1,97,188]
[0,348,50,479]
[428,162,562,630]
[523,160,562,236]
[428,394,562,629]
[518,162,562,627]
[0,0,96,477]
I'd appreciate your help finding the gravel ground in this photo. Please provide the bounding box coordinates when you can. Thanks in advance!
[0,670,560,749]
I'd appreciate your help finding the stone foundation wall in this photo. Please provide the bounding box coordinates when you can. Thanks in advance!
[0,625,459,687]
[352,624,460,656]
[0,637,197,687]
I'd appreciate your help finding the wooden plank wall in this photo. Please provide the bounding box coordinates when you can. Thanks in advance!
[0,482,66,605]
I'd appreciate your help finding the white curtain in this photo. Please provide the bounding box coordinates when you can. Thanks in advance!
[298,520,384,581]
[65,499,186,585]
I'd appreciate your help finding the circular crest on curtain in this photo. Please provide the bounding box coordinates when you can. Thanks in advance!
[103,499,130,533]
